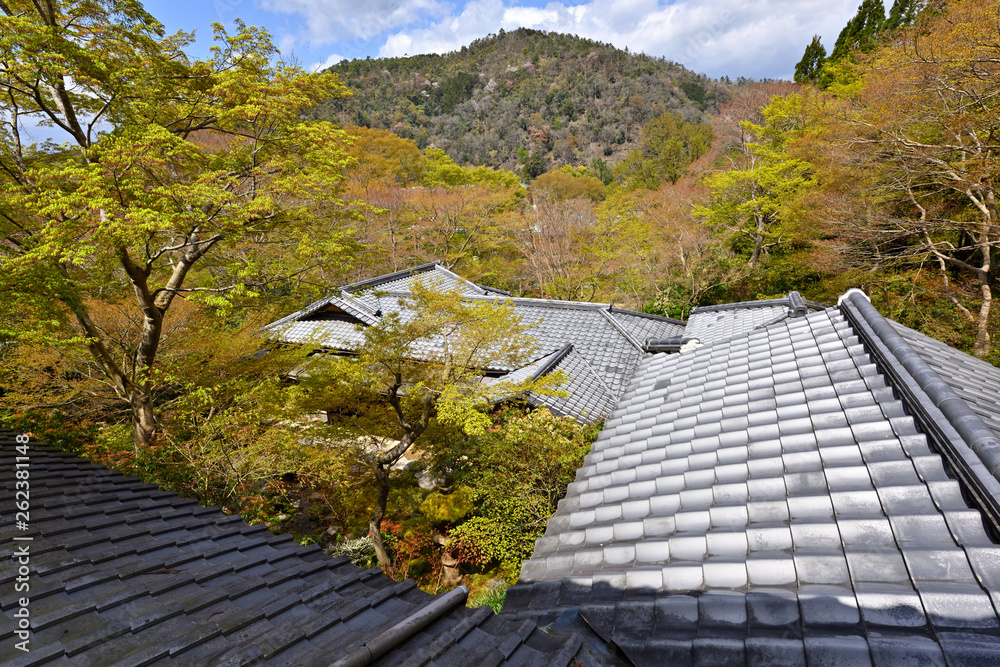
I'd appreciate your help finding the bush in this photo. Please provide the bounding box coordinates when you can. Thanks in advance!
[449,408,597,580]
[468,579,509,613]
[327,535,378,569]
[419,486,475,524]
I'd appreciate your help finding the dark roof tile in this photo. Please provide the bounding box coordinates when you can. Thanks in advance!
[0,435,591,666]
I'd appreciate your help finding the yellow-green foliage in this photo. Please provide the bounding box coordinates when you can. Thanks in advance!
[449,407,598,580]
[530,168,606,202]
[422,148,521,189]
[419,486,475,524]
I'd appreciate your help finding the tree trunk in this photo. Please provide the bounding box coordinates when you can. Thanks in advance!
[974,280,992,358]
[130,387,157,451]
[369,463,392,569]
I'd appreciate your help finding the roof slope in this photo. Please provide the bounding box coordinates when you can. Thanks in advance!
[506,305,1000,664]
[684,294,825,345]
[0,434,590,666]
[607,310,687,347]
[890,322,1000,440]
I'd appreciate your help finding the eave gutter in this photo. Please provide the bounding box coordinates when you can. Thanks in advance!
[840,290,1000,535]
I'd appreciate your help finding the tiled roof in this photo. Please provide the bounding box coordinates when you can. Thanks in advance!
[343,263,487,311]
[12,281,1000,665]
[505,297,1000,664]
[0,433,593,666]
[890,322,1000,440]
[607,310,687,346]
[527,347,622,423]
[265,265,687,424]
[684,293,826,345]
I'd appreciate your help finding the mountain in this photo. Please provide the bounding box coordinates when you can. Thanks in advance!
[310,28,729,171]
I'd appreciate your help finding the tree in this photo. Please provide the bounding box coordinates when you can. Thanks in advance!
[695,95,818,273]
[840,0,1000,356]
[884,0,919,31]
[521,151,548,182]
[343,125,426,196]
[603,185,734,316]
[529,168,606,202]
[794,35,827,84]
[448,407,595,579]
[0,2,355,448]
[290,282,559,567]
[401,184,518,274]
[830,0,886,61]
[613,112,711,189]
[512,196,608,301]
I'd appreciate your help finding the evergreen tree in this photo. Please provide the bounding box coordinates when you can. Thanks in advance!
[884,0,919,30]
[831,0,886,61]
[794,35,828,83]
[522,152,549,182]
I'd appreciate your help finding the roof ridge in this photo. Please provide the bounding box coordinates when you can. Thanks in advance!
[599,309,643,351]
[296,294,379,327]
[340,262,442,291]
[430,264,488,295]
[461,292,614,310]
[689,297,790,314]
[840,290,1000,535]
[568,346,615,399]
[609,307,686,326]
[690,294,828,315]
[531,343,575,381]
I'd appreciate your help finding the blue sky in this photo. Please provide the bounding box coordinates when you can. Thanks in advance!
[143,0,860,80]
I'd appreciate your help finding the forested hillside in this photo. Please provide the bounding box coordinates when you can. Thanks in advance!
[312,28,727,172]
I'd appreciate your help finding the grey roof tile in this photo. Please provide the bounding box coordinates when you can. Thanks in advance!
[867,633,945,664]
[891,322,1000,440]
[506,302,1000,662]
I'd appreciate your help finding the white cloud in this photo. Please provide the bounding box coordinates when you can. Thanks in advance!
[371,0,859,80]
[311,53,347,71]
[260,0,447,49]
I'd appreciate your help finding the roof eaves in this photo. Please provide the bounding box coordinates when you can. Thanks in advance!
[260,295,332,333]
[839,289,1000,535]
[296,294,379,327]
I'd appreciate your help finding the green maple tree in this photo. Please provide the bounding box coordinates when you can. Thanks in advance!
[0,0,356,448]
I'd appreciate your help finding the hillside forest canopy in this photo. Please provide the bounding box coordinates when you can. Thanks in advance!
[1,0,998,602]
